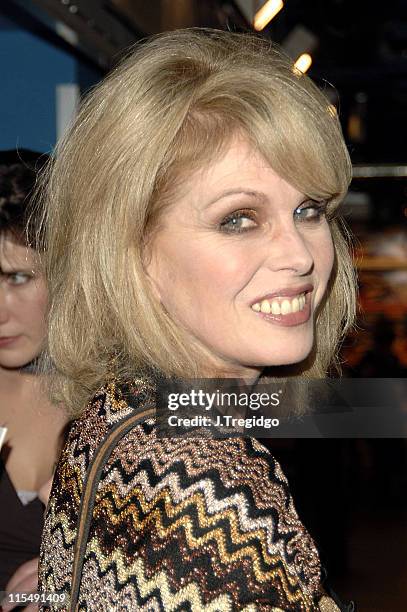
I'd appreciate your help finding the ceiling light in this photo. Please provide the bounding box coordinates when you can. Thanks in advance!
[294,53,312,73]
[253,0,284,31]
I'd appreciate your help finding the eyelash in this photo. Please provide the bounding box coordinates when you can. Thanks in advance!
[294,201,329,223]
[219,201,329,234]
[219,208,257,234]
[1,272,33,286]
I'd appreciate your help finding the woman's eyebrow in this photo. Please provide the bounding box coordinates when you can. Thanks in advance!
[0,264,31,273]
[203,189,311,210]
[204,189,268,208]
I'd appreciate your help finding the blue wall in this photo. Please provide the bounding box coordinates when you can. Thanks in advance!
[0,11,100,153]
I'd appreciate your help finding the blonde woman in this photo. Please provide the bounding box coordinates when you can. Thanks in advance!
[38,30,356,611]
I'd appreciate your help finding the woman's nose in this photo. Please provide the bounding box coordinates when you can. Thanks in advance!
[263,224,314,276]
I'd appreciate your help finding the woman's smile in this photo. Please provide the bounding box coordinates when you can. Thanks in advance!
[250,285,313,326]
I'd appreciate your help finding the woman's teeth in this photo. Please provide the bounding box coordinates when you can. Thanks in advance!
[251,293,306,315]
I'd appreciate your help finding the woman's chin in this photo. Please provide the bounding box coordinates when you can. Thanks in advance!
[0,353,39,371]
[244,339,314,369]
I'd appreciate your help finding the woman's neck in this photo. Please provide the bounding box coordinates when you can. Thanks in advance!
[0,365,37,389]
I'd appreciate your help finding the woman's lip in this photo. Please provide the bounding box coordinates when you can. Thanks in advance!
[250,283,314,305]
[0,336,19,346]
[252,292,312,327]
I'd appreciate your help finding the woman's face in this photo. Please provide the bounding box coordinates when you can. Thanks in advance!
[147,137,335,379]
[0,235,47,369]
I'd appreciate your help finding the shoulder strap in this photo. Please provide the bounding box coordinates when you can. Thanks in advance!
[70,406,155,611]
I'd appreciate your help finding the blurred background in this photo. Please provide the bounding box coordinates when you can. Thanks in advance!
[0,1,406,610]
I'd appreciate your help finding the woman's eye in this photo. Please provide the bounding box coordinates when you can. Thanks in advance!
[294,201,328,223]
[220,209,258,233]
[7,272,32,285]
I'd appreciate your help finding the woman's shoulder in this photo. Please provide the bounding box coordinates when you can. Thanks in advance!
[83,378,294,512]
[63,375,156,455]
[111,425,291,504]
[43,378,345,610]
[98,422,323,609]
[74,377,310,546]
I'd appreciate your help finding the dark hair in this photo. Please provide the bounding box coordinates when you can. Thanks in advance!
[0,149,49,246]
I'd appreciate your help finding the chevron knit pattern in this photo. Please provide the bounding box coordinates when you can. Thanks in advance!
[39,377,339,611]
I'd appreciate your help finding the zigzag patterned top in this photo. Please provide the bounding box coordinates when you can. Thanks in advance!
[39,377,341,611]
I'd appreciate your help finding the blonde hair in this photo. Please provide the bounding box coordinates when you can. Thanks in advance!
[38,28,357,416]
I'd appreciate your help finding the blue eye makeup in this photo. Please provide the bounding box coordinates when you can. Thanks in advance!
[219,209,258,234]
[218,200,330,235]
[0,271,33,286]
[294,200,329,223]
[10,272,32,285]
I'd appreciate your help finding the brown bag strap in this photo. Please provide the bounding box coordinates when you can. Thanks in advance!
[70,407,156,611]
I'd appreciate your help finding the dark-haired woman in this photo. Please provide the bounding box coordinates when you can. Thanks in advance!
[0,150,67,608]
